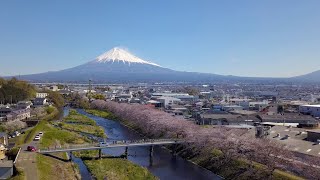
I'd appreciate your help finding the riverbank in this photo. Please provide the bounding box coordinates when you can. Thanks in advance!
[85,109,148,138]
[85,158,157,180]
[35,109,97,179]
[55,109,106,138]
[37,152,81,180]
[87,106,304,180]
[36,108,157,179]
[73,150,157,180]
[11,106,81,180]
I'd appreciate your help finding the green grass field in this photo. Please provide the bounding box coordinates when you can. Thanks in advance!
[24,107,60,144]
[9,168,25,180]
[37,153,80,180]
[84,158,157,180]
[39,124,90,149]
[59,109,105,138]
[73,150,157,180]
[58,122,105,138]
[85,109,116,119]
[64,109,96,125]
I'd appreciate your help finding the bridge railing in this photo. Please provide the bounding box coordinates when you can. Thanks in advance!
[39,138,182,152]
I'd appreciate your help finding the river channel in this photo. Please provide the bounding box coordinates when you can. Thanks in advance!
[64,107,221,180]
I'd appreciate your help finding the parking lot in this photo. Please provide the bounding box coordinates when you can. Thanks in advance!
[268,126,320,157]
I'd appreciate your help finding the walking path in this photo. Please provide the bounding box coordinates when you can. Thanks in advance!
[15,141,39,180]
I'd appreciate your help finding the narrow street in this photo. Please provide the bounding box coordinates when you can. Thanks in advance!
[15,141,39,180]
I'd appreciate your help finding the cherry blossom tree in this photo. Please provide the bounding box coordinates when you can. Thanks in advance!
[91,100,320,179]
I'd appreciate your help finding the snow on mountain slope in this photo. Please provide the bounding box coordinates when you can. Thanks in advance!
[94,47,161,67]
[14,47,236,83]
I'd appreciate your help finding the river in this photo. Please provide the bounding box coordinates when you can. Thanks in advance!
[65,107,221,180]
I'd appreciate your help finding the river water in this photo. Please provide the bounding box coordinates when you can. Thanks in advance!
[65,108,221,180]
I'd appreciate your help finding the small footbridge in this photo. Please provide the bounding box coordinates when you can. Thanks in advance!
[38,139,184,159]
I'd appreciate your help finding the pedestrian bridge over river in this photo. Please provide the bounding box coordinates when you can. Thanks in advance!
[38,139,183,158]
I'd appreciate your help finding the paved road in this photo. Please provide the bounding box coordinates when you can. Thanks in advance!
[15,140,39,180]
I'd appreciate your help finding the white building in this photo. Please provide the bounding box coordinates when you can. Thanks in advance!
[157,97,181,108]
[36,93,48,98]
[239,100,269,110]
[151,93,196,102]
[49,85,59,91]
[299,105,320,117]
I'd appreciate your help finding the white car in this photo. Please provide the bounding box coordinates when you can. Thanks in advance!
[98,142,109,147]
[38,132,44,136]
[34,135,41,141]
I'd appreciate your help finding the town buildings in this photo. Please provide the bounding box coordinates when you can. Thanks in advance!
[0,106,31,122]
[299,104,320,117]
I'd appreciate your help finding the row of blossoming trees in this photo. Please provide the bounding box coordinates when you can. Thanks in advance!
[91,100,320,179]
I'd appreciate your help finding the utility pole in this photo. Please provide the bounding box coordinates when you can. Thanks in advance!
[88,79,92,101]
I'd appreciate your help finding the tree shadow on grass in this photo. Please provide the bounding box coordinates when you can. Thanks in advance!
[42,153,70,162]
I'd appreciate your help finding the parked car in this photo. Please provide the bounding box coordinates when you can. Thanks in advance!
[27,146,37,152]
[38,132,43,136]
[98,142,109,147]
[34,135,41,141]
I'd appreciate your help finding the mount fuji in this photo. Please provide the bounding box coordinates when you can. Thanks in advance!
[17,47,234,83]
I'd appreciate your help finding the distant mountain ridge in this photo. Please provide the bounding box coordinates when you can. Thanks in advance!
[15,47,227,83]
[9,47,320,83]
[291,70,320,82]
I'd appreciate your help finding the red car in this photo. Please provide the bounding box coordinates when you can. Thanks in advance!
[27,146,37,152]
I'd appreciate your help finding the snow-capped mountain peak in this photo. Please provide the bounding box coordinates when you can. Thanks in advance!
[95,47,160,66]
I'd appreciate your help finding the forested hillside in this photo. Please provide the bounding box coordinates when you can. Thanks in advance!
[0,78,36,104]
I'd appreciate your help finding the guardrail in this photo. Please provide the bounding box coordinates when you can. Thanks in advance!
[13,147,22,164]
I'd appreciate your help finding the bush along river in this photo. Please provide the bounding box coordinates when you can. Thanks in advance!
[68,108,221,180]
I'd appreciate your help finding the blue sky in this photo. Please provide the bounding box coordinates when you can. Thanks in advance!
[1,0,320,77]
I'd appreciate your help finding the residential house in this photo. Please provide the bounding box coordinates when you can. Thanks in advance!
[17,101,32,109]
[0,107,31,122]
[33,98,48,106]
[6,109,31,121]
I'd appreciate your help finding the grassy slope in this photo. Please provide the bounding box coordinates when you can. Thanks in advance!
[84,158,157,180]
[9,107,60,146]
[24,107,60,144]
[39,124,90,148]
[9,168,25,180]
[37,153,80,180]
